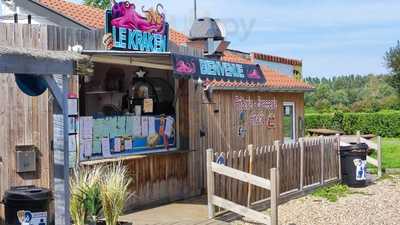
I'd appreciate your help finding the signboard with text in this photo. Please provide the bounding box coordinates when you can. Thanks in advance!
[172,54,266,83]
[103,1,169,52]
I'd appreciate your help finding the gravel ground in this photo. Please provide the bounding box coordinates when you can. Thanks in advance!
[232,175,400,225]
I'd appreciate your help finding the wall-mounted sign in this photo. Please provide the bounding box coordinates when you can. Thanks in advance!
[172,54,266,83]
[103,1,169,52]
[234,95,277,128]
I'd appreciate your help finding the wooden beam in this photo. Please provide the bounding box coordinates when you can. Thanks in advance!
[211,162,271,190]
[270,168,278,225]
[367,156,379,167]
[206,149,215,219]
[212,195,271,225]
[299,138,304,190]
[377,136,382,178]
[320,136,324,185]
[43,75,64,109]
[90,55,173,70]
[274,140,280,195]
[247,144,254,207]
[0,54,75,75]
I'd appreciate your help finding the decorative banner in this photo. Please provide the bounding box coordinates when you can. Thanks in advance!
[103,1,169,52]
[172,54,266,83]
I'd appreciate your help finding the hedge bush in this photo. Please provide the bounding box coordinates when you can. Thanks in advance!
[305,111,400,137]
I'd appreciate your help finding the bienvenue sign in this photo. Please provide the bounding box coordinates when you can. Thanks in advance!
[172,54,266,83]
[103,1,169,52]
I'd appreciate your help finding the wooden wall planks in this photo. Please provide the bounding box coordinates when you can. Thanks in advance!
[0,24,53,223]
[201,91,305,153]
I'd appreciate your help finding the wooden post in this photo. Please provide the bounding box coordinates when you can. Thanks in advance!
[299,138,304,190]
[206,148,215,219]
[336,134,342,181]
[320,136,324,185]
[274,140,280,195]
[270,168,278,225]
[247,144,254,207]
[356,131,361,144]
[377,136,382,178]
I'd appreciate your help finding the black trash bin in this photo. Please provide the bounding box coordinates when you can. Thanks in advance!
[3,186,51,225]
[340,143,369,187]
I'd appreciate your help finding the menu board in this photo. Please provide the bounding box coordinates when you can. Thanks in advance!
[79,115,176,161]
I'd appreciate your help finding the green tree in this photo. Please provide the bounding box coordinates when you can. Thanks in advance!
[385,41,400,94]
[83,0,110,10]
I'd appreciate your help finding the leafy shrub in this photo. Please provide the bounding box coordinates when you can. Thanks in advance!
[305,111,400,137]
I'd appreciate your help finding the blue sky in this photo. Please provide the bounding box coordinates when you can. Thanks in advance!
[70,0,400,77]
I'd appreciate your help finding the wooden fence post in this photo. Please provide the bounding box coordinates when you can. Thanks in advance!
[336,134,342,181]
[299,138,304,191]
[320,136,325,185]
[247,144,254,207]
[270,168,278,225]
[206,148,215,219]
[377,136,382,178]
[356,131,361,144]
[274,140,280,195]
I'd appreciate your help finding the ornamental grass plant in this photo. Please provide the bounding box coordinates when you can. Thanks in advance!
[70,166,103,225]
[100,162,132,225]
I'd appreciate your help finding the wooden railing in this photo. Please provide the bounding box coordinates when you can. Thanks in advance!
[342,131,383,177]
[207,148,278,225]
[209,136,340,208]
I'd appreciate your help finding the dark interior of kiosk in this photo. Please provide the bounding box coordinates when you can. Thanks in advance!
[78,63,182,161]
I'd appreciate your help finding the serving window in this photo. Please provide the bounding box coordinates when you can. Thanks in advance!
[78,63,184,162]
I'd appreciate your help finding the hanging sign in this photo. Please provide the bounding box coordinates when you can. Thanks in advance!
[103,1,169,52]
[172,54,266,83]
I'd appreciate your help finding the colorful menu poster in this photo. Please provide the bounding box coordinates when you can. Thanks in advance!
[82,139,92,158]
[132,116,141,137]
[165,116,174,137]
[102,138,111,157]
[148,117,156,135]
[141,117,149,137]
[80,117,93,139]
[124,138,133,150]
[143,98,153,113]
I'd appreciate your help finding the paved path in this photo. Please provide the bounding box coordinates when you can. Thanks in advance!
[119,196,229,225]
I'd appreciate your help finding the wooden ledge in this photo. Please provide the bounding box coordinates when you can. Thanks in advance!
[79,149,192,166]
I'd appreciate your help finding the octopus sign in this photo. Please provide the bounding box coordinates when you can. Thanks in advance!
[103,0,169,52]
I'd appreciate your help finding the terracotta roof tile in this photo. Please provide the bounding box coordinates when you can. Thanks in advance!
[204,66,314,91]
[39,0,312,91]
[251,52,302,66]
[40,0,104,29]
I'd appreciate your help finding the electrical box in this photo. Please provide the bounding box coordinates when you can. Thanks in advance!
[16,145,37,173]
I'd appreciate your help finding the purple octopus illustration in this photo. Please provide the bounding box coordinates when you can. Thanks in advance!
[247,69,261,79]
[175,60,196,75]
[110,0,166,34]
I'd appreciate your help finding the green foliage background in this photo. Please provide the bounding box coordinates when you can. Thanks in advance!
[304,75,400,113]
[305,111,400,137]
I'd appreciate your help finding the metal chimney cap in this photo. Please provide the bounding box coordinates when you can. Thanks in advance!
[189,17,224,41]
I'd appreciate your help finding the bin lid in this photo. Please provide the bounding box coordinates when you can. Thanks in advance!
[340,143,369,152]
[4,186,51,202]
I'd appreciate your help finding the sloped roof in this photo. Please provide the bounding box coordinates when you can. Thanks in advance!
[204,66,314,92]
[38,0,313,92]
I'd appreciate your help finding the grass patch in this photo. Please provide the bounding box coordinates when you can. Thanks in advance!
[312,184,350,202]
[369,138,400,170]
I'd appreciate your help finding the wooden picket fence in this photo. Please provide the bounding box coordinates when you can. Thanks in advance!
[207,136,341,224]
[207,149,278,225]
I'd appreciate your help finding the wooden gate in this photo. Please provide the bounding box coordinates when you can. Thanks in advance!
[206,149,279,225]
